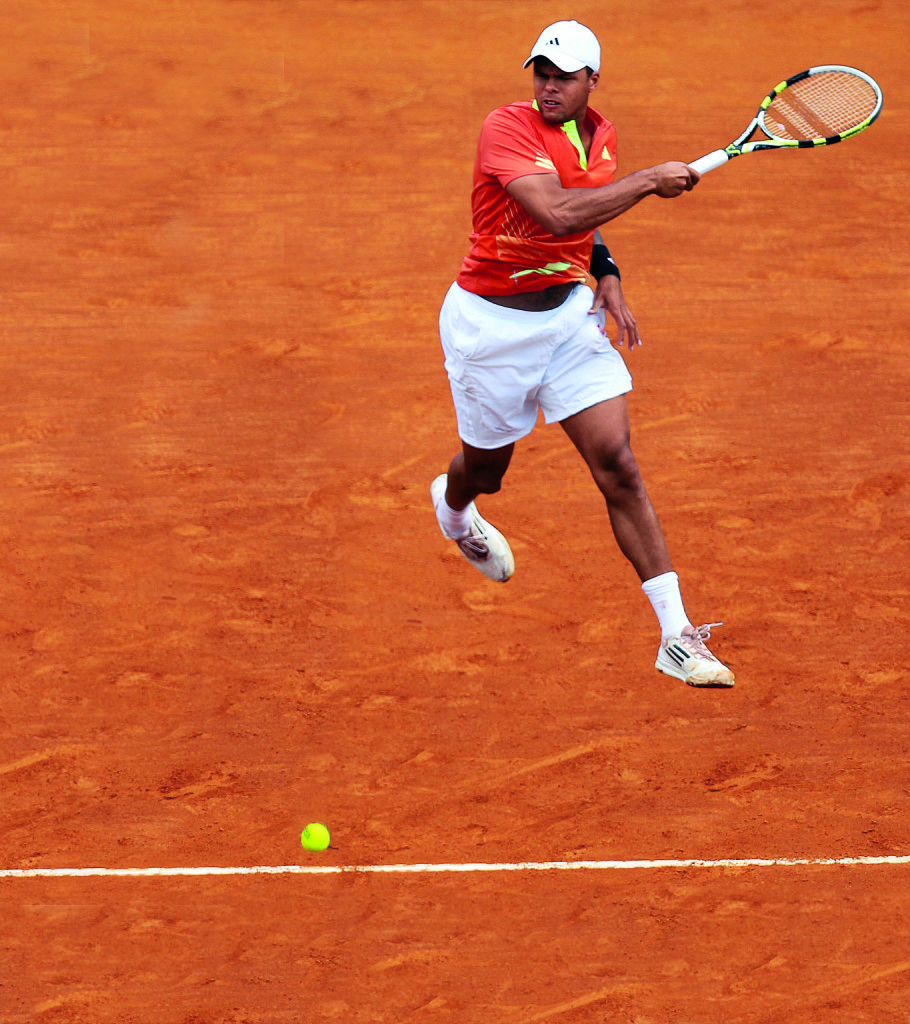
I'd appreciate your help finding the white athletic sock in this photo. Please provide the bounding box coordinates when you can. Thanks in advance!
[641,571,691,641]
[436,497,473,539]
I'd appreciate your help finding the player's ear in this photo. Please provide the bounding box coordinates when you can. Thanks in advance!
[588,71,599,92]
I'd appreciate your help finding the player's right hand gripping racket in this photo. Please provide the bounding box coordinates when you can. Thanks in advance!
[689,65,883,175]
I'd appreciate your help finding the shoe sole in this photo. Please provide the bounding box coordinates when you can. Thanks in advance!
[655,655,735,688]
[464,508,514,582]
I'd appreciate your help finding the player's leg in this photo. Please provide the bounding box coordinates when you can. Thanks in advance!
[431,441,515,583]
[560,397,734,686]
[433,283,544,583]
[560,395,670,582]
[443,441,514,510]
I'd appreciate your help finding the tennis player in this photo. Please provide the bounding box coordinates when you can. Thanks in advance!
[431,20,734,687]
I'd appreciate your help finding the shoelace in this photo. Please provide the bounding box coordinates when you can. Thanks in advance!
[456,533,489,561]
[682,622,724,656]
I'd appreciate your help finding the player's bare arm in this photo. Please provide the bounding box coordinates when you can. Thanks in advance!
[506,163,700,237]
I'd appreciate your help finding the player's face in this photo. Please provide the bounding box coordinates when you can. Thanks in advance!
[532,58,598,125]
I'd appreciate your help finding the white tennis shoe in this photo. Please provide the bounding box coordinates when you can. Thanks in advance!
[656,623,735,687]
[431,474,514,583]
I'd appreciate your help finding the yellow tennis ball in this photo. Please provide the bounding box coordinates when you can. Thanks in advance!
[301,822,331,852]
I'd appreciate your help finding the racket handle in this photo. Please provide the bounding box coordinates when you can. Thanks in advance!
[688,150,730,175]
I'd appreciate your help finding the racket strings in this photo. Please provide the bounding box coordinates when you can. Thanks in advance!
[764,71,879,141]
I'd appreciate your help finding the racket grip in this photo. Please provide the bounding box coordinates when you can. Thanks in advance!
[688,150,730,175]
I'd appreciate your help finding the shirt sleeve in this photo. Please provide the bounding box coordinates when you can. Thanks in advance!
[477,107,557,188]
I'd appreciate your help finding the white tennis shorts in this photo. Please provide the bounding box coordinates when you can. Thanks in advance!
[439,282,633,450]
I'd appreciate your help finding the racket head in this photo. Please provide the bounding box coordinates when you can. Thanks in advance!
[756,65,883,148]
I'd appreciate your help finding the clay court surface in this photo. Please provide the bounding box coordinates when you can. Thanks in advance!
[2,1,909,1021]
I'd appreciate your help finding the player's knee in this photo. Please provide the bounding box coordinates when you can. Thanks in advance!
[460,442,512,496]
[471,466,505,495]
[593,443,643,497]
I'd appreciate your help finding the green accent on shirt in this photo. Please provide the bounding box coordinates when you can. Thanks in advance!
[510,262,573,281]
[532,100,587,169]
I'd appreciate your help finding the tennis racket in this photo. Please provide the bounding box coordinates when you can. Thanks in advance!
[689,65,883,175]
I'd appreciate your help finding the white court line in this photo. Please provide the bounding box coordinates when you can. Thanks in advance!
[2,855,908,878]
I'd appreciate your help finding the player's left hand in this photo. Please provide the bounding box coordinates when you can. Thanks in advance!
[588,275,641,351]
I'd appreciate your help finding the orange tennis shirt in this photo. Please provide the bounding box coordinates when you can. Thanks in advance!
[456,100,618,295]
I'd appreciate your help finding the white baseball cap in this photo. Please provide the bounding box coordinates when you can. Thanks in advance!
[522,20,601,74]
